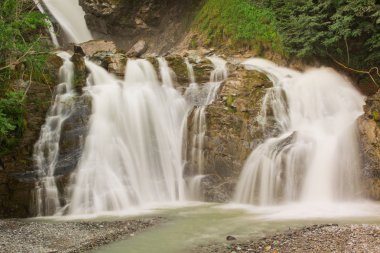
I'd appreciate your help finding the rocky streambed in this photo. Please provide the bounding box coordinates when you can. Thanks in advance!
[195,224,380,253]
[0,217,161,253]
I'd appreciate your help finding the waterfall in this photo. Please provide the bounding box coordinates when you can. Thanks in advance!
[33,0,59,47]
[158,57,176,88]
[185,56,228,200]
[41,0,92,44]
[66,59,190,215]
[185,58,196,84]
[34,52,76,216]
[234,58,365,206]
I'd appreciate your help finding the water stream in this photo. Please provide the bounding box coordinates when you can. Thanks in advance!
[34,52,75,216]
[32,0,59,47]
[66,59,190,215]
[234,58,365,207]
[91,204,380,253]
[40,0,92,43]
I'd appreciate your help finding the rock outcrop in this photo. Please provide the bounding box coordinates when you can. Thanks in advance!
[200,65,272,202]
[359,90,380,200]
[79,0,203,54]
[0,55,63,218]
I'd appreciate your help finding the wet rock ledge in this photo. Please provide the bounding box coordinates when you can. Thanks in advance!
[194,224,380,253]
[0,217,161,253]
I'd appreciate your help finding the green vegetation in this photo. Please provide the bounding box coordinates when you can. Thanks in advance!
[193,0,283,53]
[0,0,49,153]
[194,0,379,86]
[260,0,380,75]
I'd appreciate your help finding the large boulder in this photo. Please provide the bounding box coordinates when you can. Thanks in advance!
[196,65,272,202]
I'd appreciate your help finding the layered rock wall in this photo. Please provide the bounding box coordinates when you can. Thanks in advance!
[359,91,380,200]
[79,0,203,54]
[0,55,63,218]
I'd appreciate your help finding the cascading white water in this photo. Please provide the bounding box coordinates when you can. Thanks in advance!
[66,59,190,215]
[34,52,75,216]
[33,0,59,47]
[41,0,92,43]
[185,58,196,84]
[234,58,365,206]
[184,56,228,200]
[158,57,176,88]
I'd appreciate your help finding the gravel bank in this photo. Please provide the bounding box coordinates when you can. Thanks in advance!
[195,224,380,253]
[0,217,161,253]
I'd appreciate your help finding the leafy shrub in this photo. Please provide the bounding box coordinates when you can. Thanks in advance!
[0,0,49,153]
[259,0,380,71]
[0,92,25,150]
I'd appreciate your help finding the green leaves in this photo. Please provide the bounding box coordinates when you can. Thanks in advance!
[0,91,25,143]
[0,0,49,153]
[266,0,380,69]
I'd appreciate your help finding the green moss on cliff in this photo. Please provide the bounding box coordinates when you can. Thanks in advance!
[0,0,52,154]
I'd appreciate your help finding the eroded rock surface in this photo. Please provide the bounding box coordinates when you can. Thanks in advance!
[79,0,203,54]
[359,90,380,200]
[0,55,63,218]
[200,66,272,202]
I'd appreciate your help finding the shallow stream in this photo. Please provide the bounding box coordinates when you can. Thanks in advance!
[91,203,380,253]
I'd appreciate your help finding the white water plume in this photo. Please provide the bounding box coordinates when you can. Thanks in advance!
[41,0,92,43]
[34,52,75,216]
[33,0,59,47]
[66,59,190,215]
[158,57,176,88]
[234,58,365,206]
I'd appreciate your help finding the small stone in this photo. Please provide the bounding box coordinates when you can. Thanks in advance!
[127,40,148,58]
[73,45,86,56]
[226,235,237,241]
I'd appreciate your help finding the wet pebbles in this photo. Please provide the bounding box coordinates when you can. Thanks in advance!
[0,217,161,253]
[195,224,380,253]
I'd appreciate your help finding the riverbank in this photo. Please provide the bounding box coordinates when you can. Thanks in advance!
[195,224,380,253]
[0,217,161,253]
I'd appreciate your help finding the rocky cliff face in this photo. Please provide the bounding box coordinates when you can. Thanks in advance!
[79,0,202,54]
[200,65,272,201]
[0,55,63,218]
[1,37,380,217]
[359,91,380,200]
[0,51,91,218]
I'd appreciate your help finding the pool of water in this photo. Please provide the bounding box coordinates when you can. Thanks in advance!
[92,203,380,253]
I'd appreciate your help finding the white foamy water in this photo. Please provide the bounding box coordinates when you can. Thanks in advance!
[33,0,59,47]
[185,58,196,84]
[34,52,75,216]
[234,58,366,207]
[66,59,190,215]
[41,0,92,43]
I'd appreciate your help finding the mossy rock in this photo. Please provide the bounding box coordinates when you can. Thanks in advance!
[71,54,87,94]
[42,54,63,87]
[165,55,189,86]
